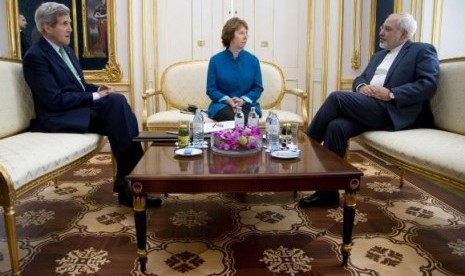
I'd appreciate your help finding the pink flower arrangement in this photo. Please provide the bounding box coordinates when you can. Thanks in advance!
[212,126,262,151]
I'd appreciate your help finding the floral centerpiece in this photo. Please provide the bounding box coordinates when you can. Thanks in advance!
[211,126,262,155]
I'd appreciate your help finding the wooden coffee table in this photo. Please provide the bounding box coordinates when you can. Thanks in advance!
[129,134,363,271]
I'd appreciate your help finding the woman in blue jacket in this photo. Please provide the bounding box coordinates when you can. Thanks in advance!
[206,17,263,122]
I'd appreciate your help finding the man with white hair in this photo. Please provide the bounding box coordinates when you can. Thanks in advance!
[300,13,440,207]
[22,2,160,208]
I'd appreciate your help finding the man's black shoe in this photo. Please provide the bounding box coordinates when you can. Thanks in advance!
[113,177,128,193]
[298,191,339,208]
[118,192,162,208]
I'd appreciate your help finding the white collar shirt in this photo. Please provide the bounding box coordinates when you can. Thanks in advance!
[370,42,405,86]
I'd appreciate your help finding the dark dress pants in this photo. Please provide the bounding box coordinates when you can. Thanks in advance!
[213,104,252,124]
[306,91,393,157]
[88,94,143,178]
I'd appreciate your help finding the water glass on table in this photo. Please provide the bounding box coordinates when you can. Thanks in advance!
[178,120,190,148]
[283,123,299,150]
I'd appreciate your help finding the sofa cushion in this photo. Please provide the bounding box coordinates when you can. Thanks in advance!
[161,61,210,110]
[147,108,305,129]
[0,59,35,138]
[261,110,304,125]
[0,132,103,190]
[359,129,465,183]
[431,59,465,135]
[147,110,214,129]
[259,62,286,108]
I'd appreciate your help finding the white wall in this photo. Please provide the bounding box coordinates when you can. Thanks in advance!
[438,0,465,59]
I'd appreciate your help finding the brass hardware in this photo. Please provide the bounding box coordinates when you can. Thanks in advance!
[260,41,269,47]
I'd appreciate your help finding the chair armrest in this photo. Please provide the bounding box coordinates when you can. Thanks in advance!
[283,88,308,99]
[283,88,309,127]
[143,89,163,99]
[142,89,165,130]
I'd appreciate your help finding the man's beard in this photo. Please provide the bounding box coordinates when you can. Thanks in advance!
[379,41,386,49]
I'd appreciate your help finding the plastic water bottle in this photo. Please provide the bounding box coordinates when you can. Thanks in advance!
[268,112,280,152]
[234,107,245,128]
[192,109,204,148]
[247,106,259,128]
[265,111,273,146]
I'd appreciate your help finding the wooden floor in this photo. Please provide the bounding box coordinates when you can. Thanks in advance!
[1,151,464,275]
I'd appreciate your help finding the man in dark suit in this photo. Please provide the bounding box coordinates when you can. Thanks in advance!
[299,13,440,207]
[22,2,160,207]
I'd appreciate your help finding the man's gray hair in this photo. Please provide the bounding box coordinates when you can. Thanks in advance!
[397,13,417,39]
[35,2,70,33]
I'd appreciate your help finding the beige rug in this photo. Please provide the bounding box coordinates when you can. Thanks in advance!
[1,151,464,275]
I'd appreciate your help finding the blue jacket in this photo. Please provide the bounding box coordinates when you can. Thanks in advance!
[352,40,440,130]
[23,37,98,132]
[206,49,263,119]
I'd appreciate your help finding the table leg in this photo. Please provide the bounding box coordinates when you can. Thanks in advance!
[132,182,147,272]
[341,189,357,266]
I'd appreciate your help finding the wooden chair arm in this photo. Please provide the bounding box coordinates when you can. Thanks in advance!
[283,88,308,99]
[142,89,164,130]
[142,89,163,100]
[282,88,309,127]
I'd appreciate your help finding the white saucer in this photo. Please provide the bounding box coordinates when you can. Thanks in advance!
[175,148,202,156]
[270,150,300,159]
[175,141,208,149]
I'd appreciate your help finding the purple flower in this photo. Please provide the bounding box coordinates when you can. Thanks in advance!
[212,126,262,150]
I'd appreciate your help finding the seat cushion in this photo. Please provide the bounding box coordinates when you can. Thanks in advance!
[261,110,304,126]
[358,129,465,183]
[146,110,215,129]
[0,132,103,190]
[146,109,304,130]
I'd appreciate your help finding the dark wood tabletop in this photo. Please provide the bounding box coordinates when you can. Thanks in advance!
[130,135,362,194]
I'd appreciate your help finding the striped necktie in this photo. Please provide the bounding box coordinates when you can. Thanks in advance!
[59,47,85,90]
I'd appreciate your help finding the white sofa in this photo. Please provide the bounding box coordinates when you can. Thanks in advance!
[0,58,107,275]
[356,57,465,192]
[142,60,308,131]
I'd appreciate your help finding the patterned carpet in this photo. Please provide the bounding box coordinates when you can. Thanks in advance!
[1,151,465,275]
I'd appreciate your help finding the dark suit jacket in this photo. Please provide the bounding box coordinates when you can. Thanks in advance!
[352,40,440,130]
[23,37,98,133]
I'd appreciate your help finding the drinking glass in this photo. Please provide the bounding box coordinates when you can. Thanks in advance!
[178,120,191,148]
[285,123,299,150]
